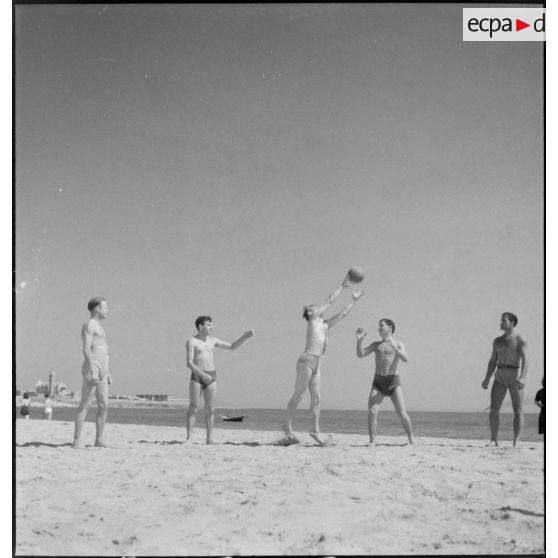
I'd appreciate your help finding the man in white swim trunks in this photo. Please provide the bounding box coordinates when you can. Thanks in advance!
[482,312,529,447]
[282,274,365,446]
[72,297,112,449]
[186,316,254,444]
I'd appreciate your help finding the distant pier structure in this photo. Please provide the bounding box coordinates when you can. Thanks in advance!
[136,394,168,402]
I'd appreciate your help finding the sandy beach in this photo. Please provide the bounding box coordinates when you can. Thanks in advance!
[15,420,544,556]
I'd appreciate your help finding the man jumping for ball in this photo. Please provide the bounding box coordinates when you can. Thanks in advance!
[186,316,254,444]
[356,319,415,446]
[282,275,365,446]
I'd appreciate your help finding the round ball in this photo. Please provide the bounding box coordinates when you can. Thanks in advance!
[348,266,365,283]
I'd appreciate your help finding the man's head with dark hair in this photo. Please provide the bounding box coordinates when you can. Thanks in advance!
[379,318,396,333]
[87,297,106,313]
[195,316,213,331]
[501,312,518,327]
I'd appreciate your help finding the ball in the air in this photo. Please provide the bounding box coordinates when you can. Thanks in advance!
[348,266,365,283]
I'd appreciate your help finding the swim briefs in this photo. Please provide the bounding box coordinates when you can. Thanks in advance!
[297,352,324,374]
[191,370,217,389]
[82,355,108,383]
[495,367,519,389]
[372,374,401,397]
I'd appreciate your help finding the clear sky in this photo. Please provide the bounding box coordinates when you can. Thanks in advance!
[15,4,543,411]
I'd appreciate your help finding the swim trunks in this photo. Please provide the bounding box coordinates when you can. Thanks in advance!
[191,370,217,389]
[372,374,401,397]
[82,355,109,383]
[297,352,324,374]
[20,405,29,416]
[495,367,519,388]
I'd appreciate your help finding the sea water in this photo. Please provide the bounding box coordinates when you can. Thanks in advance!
[27,406,541,442]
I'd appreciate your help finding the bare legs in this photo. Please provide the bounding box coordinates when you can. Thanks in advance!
[186,381,217,444]
[488,378,524,447]
[390,387,415,445]
[284,362,313,436]
[368,389,384,445]
[489,380,507,446]
[283,358,327,444]
[368,385,415,446]
[72,375,109,449]
[509,382,524,447]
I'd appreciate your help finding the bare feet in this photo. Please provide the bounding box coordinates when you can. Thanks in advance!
[72,441,84,449]
[282,424,294,437]
[310,431,330,447]
[408,436,416,446]
[368,440,376,447]
[94,441,109,448]
[489,440,499,447]
[206,439,217,445]
[280,425,299,445]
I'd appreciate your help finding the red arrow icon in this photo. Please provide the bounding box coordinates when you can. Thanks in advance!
[516,19,530,31]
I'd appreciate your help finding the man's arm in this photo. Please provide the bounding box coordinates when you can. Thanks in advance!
[356,328,376,358]
[81,322,96,378]
[106,355,112,385]
[324,290,365,329]
[482,341,498,389]
[384,338,408,363]
[215,330,254,351]
[516,336,529,389]
[313,275,351,315]
[186,339,212,383]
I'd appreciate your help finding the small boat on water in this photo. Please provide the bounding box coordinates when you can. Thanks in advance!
[220,415,245,422]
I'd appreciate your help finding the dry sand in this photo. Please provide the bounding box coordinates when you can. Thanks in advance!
[16,420,544,556]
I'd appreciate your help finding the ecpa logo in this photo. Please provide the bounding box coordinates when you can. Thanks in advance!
[463,8,545,42]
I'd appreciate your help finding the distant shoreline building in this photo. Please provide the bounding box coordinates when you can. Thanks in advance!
[136,394,168,402]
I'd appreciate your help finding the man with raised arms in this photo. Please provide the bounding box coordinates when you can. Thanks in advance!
[186,316,254,444]
[282,275,365,446]
[73,297,112,449]
[356,319,415,446]
[482,312,528,447]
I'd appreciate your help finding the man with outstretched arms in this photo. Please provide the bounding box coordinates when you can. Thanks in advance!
[186,316,254,444]
[282,275,365,446]
[356,319,415,446]
[73,297,112,449]
[482,312,528,447]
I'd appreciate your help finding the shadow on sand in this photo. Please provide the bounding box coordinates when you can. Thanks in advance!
[16,441,73,448]
[137,440,185,445]
[348,442,410,448]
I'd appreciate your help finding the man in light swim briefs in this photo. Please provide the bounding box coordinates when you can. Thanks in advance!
[482,312,529,447]
[356,319,415,446]
[72,297,112,449]
[282,274,365,446]
[186,316,254,444]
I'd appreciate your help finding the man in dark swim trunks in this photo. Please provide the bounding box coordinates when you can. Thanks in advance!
[186,316,254,444]
[356,319,415,446]
[482,312,529,447]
